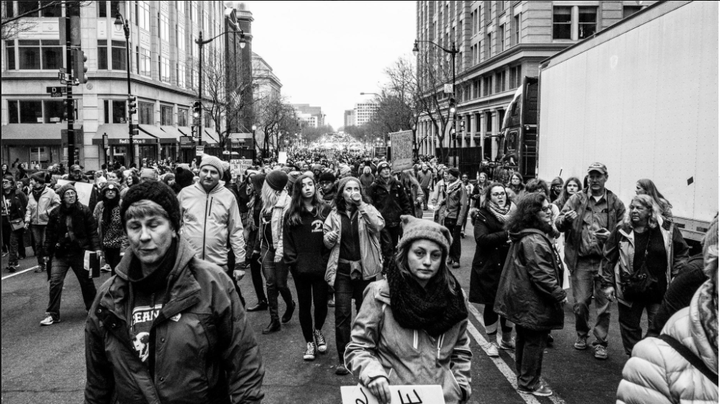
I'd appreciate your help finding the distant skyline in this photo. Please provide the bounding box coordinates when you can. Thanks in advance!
[243,1,417,129]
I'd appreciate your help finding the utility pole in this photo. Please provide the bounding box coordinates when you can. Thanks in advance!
[64,5,75,166]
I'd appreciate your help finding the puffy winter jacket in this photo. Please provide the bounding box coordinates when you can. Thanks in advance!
[345,280,472,404]
[178,182,245,266]
[494,229,567,330]
[616,284,718,404]
[24,186,60,225]
[85,238,265,404]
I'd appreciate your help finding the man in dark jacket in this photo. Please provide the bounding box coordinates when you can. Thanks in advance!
[556,162,626,360]
[2,173,28,272]
[366,162,413,271]
[85,180,265,403]
[40,183,100,325]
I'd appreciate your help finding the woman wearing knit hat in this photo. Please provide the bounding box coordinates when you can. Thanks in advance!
[258,170,296,334]
[92,181,126,276]
[344,215,471,404]
[84,180,265,402]
[324,176,385,375]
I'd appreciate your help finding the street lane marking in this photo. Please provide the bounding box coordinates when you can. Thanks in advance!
[466,301,567,404]
[1,266,40,281]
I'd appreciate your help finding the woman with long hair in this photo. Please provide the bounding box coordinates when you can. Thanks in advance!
[345,215,471,404]
[553,176,582,210]
[399,169,425,218]
[258,170,295,334]
[550,177,564,203]
[635,178,673,221]
[93,181,126,275]
[495,192,567,397]
[469,182,517,357]
[283,174,331,361]
[506,172,525,201]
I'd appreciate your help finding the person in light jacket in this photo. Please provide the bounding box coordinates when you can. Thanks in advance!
[345,215,471,404]
[324,176,385,375]
[616,216,717,404]
[24,171,60,273]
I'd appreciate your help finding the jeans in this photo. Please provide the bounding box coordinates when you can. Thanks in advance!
[293,271,329,343]
[515,325,549,390]
[334,264,372,361]
[46,252,97,320]
[7,228,20,266]
[31,225,47,269]
[570,258,611,347]
[618,301,661,356]
[421,187,430,209]
[247,229,267,304]
[483,304,513,337]
[444,217,462,262]
[261,245,292,322]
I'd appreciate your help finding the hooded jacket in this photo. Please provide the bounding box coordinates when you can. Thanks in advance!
[178,181,245,267]
[24,185,60,225]
[494,229,567,330]
[85,238,265,404]
[344,280,472,404]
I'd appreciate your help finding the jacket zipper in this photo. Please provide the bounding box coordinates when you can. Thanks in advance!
[202,194,210,260]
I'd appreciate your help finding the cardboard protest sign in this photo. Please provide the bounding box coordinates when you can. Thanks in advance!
[389,130,414,172]
[56,179,93,207]
[340,384,445,404]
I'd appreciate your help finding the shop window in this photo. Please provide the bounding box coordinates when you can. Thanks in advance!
[44,100,64,123]
[113,100,127,123]
[30,147,50,163]
[160,105,173,125]
[20,100,43,123]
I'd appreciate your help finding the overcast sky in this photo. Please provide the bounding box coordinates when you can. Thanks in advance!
[243,1,417,129]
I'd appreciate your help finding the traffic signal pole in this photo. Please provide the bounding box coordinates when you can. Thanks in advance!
[65,8,74,167]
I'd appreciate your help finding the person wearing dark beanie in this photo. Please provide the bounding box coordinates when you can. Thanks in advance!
[85,182,265,403]
[344,215,471,403]
[245,173,268,312]
[265,170,288,192]
[174,166,194,192]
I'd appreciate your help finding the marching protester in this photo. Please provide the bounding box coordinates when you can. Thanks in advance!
[553,176,582,210]
[600,194,688,356]
[469,182,516,357]
[84,180,265,403]
[41,183,100,326]
[495,192,567,397]
[246,173,269,311]
[283,174,331,361]
[93,181,126,275]
[439,167,468,268]
[324,176,384,375]
[24,171,60,273]
[416,162,434,210]
[2,173,28,272]
[345,215,471,404]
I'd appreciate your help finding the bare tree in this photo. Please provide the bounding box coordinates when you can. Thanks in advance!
[1,1,92,41]
[253,95,299,159]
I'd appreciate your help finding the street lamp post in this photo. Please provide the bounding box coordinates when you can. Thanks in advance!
[413,39,459,166]
[113,9,133,167]
[251,124,257,162]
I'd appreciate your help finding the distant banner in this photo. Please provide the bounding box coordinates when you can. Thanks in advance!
[389,130,414,172]
[340,384,445,404]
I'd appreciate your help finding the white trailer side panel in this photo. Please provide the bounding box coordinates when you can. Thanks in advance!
[538,1,718,239]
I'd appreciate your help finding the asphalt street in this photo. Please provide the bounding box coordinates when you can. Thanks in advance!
[2,214,633,404]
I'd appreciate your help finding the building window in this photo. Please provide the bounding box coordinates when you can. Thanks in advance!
[160,13,169,41]
[138,1,150,30]
[112,40,127,70]
[496,70,506,93]
[17,1,61,17]
[104,100,109,123]
[483,75,492,97]
[8,101,19,123]
[178,108,188,126]
[20,100,43,123]
[623,5,643,19]
[177,62,186,88]
[138,47,151,76]
[499,24,505,52]
[113,100,127,123]
[160,105,173,125]
[514,14,520,45]
[553,6,572,39]
[485,33,492,59]
[191,1,198,22]
[485,111,492,133]
[578,7,598,39]
[510,65,522,89]
[160,57,170,83]
[177,24,185,50]
[44,100,64,123]
[4,1,14,18]
[98,1,121,17]
[98,40,108,69]
[139,102,153,124]
[14,39,63,70]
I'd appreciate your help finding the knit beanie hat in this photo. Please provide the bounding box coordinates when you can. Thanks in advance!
[57,183,77,199]
[266,170,288,192]
[175,167,194,189]
[319,171,336,183]
[200,155,224,177]
[397,215,452,257]
[120,180,180,231]
[251,173,266,191]
[163,173,175,183]
[30,171,47,184]
[287,171,303,189]
[102,180,121,195]
[303,170,315,179]
[339,165,352,178]
[377,161,391,173]
[140,168,157,180]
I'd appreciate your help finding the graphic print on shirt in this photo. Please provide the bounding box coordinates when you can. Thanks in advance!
[311,219,323,233]
[130,304,162,363]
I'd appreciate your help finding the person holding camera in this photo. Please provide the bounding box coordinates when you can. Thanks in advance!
[556,162,626,360]
[40,183,101,326]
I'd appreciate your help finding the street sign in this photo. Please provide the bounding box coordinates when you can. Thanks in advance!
[196,146,204,156]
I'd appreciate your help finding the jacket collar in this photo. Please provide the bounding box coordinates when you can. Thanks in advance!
[193,180,225,195]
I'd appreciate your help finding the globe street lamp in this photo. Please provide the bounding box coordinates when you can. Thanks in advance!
[413,39,459,166]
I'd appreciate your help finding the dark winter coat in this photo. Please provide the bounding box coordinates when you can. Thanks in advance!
[494,229,567,331]
[44,202,100,257]
[366,177,413,228]
[85,237,265,404]
[469,208,510,304]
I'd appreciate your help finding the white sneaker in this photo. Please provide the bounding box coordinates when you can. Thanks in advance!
[313,329,327,353]
[487,342,499,357]
[40,316,59,326]
[303,342,316,361]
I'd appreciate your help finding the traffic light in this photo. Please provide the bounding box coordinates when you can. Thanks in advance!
[130,123,139,137]
[74,49,88,84]
[63,98,72,120]
[192,101,202,118]
[128,95,137,115]
[449,97,456,115]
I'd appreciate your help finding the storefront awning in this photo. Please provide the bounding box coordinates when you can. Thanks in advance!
[1,124,63,145]
[203,128,220,145]
[177,126,192,136]
[160,126,183,142]
[140,125,177,144]
[92,124,154,145]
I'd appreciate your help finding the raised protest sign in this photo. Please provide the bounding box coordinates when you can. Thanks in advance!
[340,384,445,404]
[389,130,414,172]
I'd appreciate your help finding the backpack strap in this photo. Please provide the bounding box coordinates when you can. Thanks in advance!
[658,334,718,386]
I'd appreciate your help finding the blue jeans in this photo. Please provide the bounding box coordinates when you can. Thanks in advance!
[31,225,47,269]
[333,264,372,362]
[46,253,97,320]
[570,258,611,347]
[618,301,661,356]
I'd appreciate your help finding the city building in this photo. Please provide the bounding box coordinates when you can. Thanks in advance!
[252,52,282,101]
[292,103,324,128]
[344,109,354,128]
[414,0,653,172]
[1,0,252,169]
[354,100,379,126]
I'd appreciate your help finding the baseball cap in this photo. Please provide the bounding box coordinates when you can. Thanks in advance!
[587,162,607,175]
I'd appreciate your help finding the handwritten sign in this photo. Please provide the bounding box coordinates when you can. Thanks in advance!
[341,384,445,404]
[278,151,287,164]
[56,179,93,207]
[389,130,414,172]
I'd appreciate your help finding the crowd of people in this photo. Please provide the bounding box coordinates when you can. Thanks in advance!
[1,151,716,403]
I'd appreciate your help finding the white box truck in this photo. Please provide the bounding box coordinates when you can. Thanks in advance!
[500,1,718,244]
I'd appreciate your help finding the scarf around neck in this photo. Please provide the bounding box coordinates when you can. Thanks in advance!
[487,200,517,223]
[386,260,468,338]
[445,179,462,195]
